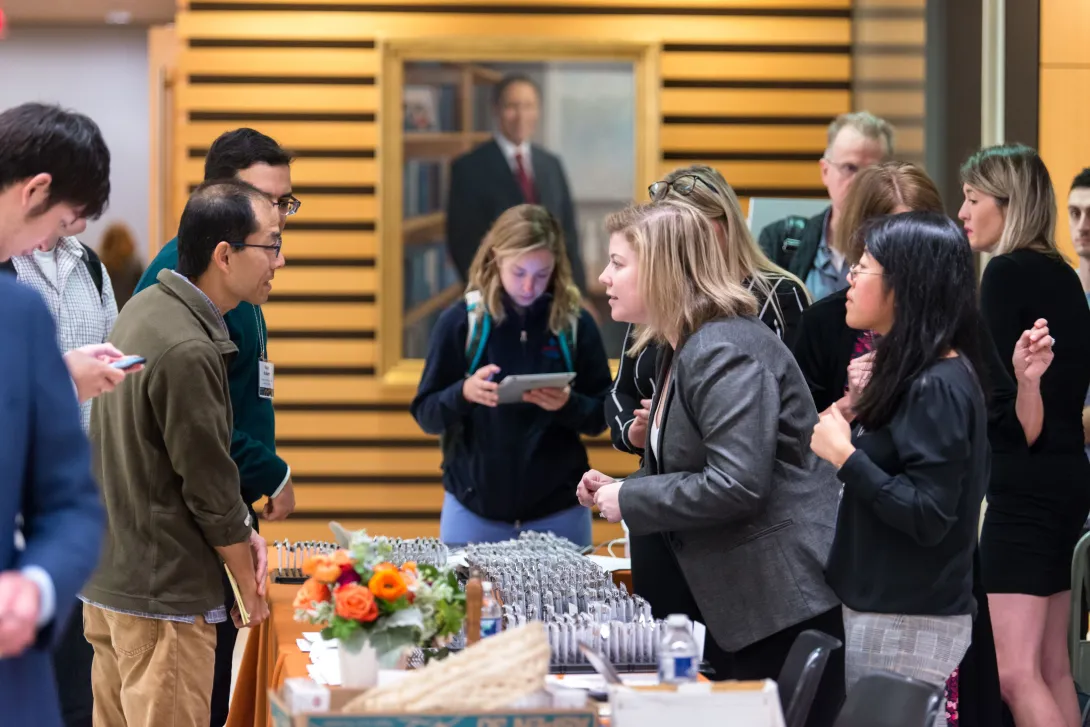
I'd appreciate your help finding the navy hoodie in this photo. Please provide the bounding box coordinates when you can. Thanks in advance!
[411,293,612,523]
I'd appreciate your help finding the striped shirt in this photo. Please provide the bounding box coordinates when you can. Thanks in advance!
[606,273,810,455]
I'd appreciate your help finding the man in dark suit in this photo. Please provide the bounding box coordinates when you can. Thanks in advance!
[446,74,586,291]
[0,102,110,727]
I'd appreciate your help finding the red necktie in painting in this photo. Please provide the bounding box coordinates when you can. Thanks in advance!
[514,151,537,204]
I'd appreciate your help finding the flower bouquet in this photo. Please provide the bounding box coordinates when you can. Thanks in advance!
[293,529,466,685]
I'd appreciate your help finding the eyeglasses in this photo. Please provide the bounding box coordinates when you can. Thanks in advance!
[648,175,710,201]
[232,240,283,258]
[847,264,884,281]
[823,157,864,177]
[275,195,301,216]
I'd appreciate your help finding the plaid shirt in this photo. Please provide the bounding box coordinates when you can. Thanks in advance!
[11,237,118,431]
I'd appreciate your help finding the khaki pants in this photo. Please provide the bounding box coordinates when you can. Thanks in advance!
[83,603,217,727]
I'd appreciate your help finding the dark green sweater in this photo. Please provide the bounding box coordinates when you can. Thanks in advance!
[135,238,287,504]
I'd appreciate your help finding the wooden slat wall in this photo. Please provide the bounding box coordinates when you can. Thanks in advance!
[173,0,853,544]
[1040,0,1090,262]
[851,0,926,165]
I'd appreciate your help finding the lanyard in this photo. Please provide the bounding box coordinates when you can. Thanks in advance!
[253,306,267,361]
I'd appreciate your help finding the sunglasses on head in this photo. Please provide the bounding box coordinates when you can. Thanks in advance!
[648,175,711,201]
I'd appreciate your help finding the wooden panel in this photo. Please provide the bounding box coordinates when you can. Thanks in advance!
[293,195,377,221]
[282,231,376,259]
[853,19,926,46]
[660,52,850,82]
[182,157,378,185]
[278,411,428,439]
[259,518,626,546]
[280,445,638,477]
[1040,0,1090,66]
[290,484,444,513]
[1039,67,1090,262]
[661,88,850,117]
[276,376,414,403]
[268,339,376,366]
[853,55,926,82]
[660,125,828,152]
[181,85,378,113]
[186,0,850,8]
[181,121,378,150]
[852,90,925,116]
[658,160,820,188]
[182,47,379,76]
[177,13,851,46]
[264,302,377,330]
[273,267,377,294]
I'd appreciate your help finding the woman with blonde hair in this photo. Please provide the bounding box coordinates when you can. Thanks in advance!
[604,163,811,669]
[960,144,1090,727]
[580,199,844,725]
[97,221,144,309]
[411,204,612,546]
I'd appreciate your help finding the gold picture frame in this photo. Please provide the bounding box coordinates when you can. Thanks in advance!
[378,37,661,388]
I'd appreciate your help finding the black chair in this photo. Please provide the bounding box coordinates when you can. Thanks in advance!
[777,629,844,727]
[833,672,945,727]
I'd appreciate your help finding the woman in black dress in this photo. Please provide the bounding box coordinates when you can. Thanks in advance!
[604,165,810,642]
[960,144,1090,727]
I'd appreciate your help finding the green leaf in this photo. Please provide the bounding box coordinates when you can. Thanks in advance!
[373,607,425,634]
[368,626,419,668]
[320,626,334,641]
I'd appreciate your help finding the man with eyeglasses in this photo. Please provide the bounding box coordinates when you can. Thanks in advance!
[133,128,298,727]
[757,112,894,302]
[84,179,279,727]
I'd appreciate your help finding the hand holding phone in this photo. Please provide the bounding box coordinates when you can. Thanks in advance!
[110,355,146,371]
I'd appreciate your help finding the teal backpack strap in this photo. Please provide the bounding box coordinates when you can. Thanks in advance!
[464,290,491,375]
[556,312,579,372]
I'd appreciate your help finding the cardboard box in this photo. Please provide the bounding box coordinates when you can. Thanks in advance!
[608,680,785,727]
[269,689,599,727]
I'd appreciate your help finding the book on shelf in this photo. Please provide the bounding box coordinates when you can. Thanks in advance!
[402,159,449,218]
[403,240,460,311]
[404,84,459,133]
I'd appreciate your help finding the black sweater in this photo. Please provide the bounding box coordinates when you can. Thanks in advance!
[826,357,990,615]
[411,294,612,523]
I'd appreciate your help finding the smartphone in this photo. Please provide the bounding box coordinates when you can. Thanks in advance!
[110,355,146,370]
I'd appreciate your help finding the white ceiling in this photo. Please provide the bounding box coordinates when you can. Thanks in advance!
[2,0,174,25]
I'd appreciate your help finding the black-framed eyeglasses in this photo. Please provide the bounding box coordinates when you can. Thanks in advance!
[232,240,283,258]
[275,195,301,216]
[823,157,863,177]
[648,175,711,201]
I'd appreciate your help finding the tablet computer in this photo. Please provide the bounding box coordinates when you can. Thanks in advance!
[495,372,576,405]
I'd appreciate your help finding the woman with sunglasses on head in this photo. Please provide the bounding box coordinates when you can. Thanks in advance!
[411,205,613,547]
[605,166,810,635]
[810,213,991,727]
[960,145,1090,727]
[582,199,844,726]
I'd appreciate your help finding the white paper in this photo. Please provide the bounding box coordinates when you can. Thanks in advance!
[296,638,312,653]
[586,555,631,573]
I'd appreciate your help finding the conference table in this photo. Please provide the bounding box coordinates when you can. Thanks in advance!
[225,549,633,727]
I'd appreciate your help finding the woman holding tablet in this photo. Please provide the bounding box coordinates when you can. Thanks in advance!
[412,204,612,547]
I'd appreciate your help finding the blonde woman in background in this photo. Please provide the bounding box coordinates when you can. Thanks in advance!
[411,204,612,546]
[97,221,144,310]
[961,144,1090,727]
[604,164,812,677]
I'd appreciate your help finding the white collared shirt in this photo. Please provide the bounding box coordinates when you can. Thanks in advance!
[495,133,534,179]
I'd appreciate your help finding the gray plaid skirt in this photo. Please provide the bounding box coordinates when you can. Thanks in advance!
[843,606,972,727]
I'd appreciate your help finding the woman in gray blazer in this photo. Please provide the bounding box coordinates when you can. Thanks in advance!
[578,196,844,726]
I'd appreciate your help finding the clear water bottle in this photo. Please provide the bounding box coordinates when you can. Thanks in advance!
[658,614,698,684]
[480,581,502,638]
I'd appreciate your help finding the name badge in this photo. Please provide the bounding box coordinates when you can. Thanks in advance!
[259,360,275,400]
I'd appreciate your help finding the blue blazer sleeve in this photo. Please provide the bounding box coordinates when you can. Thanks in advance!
[18,295,105,647]
[410,304,475,435]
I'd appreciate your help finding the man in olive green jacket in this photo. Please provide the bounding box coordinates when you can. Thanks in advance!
[83,179,283,727]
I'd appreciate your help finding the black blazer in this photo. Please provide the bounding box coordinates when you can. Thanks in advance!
[446,140,586,291]
[757,208,828,283]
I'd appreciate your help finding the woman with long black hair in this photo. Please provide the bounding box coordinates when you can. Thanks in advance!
[810,213,990,727]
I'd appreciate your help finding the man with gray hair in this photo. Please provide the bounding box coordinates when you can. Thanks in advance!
[758,111,894,302]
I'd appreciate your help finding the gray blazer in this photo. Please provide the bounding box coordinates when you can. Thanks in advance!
[618,316,841,652]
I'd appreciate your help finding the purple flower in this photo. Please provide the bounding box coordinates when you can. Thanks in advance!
[337,567,362,587]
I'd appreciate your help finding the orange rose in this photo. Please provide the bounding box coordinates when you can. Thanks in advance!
[293,578,331,610]
[331,550,353,568]
[335,584,379,623]
[372,562,397,574]
[369,569,407,602]
[302,554,328,577]
[401,561,418,574]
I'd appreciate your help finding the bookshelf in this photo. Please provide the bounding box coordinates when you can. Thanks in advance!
[401,61,502,358]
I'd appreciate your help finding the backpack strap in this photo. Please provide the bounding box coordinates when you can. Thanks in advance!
[778,215,808,269]
[556,313,579,372]
[79,242,105,299]
[464,290,490,375]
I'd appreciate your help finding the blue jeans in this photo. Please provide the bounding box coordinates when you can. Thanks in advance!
[439,492,592,547]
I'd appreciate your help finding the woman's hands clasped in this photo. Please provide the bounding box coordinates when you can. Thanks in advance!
[577,469,624,523]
